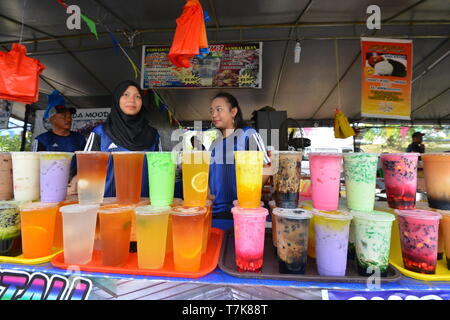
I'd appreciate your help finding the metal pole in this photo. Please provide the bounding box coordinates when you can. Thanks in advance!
[20,104,31,151]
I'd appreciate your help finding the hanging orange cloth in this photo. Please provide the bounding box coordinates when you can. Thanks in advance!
[0,43,45,104]
[168,0,208,68]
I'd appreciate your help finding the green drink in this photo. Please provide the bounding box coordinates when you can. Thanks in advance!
[147,152,176,206]
[351,210,395,276]
[343,153,379,212]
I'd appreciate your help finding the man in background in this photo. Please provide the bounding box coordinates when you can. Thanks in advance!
[406,131,425,153]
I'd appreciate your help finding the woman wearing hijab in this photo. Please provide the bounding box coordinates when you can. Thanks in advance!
[84,80,162,197]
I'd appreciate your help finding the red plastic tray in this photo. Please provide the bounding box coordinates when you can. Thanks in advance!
[51,228,224,279]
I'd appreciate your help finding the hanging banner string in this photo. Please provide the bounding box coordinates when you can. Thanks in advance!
[152,90,182,128]
[19,0,28,44]
[334,39,342,109]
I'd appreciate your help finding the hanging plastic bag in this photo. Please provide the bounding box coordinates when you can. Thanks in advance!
[334,108,355,139]
[0,43,45,104]
[168,0,208,68]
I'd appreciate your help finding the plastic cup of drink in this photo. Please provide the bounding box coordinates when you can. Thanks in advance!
[273,207,312,274]
[147,152,176,206]
[98,204,134,267]
[438,210,450,269]
[60,204,99,265]
[313,209,352,276]
[135,205,171,269]
[171,205,207,272]
[11,152,40,202]
[231,206,268,272]
[19,202,59,259]
[76,152,109,204]
[395,209,441,274]
[272,151,303,208]
[422,153,450,210]
[381,153,419,210]
[268,200,277,248]
[234,151,264,208]
[39,152,74,203]
[309,153,343,211]
[112,152,145,205]
[343,153,379,212]
[351,210,395,276]
[53,199,78,250]
[0,203,21,256]
[0,153,13,201]
[182,151,211,207]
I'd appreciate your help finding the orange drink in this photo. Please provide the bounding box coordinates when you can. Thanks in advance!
[98,204,133,267]
[182,151,211,207]
[54,199,78,250]
[234,151,264,208]
[112,152,145,205]
[20,202,59,259]
[134,205,171,269]
[171,205,207,272]
[201,200,213,255]
[76,151,109,204]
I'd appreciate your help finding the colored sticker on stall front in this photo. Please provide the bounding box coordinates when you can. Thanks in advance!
[322,289,450,300]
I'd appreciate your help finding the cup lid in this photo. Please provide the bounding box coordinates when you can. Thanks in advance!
[19,202,59,211]
[233,200,263,207]
[111,151,145,154]
[135,205,171,215]
[98,204,136,214]
[350,210,395,222]
[39,151,74,155]
[171,205,207,216]
[271,151,303,155]
[435,209,450,216]
[313,209,352,220]
[395,209,442,220]
[273,207,313,219]
[342,152,380,158]
[60,204,99,214]
[308,152,342,157]
[0,203,17,210]
[380,153,420,157]
[75,151,110,155]
[231,206,268,217]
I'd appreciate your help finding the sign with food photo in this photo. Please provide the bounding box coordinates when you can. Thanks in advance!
[141,43,262,89]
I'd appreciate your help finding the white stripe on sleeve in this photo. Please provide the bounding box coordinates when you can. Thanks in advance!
[32,139,38,152]
[158,137,163,151]
[84,132,95,151]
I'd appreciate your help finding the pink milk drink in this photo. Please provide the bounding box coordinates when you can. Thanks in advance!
[231,207,268,272]
[309,153,343,211]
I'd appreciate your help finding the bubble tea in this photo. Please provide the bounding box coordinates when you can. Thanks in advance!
[0,153,13,201]
[272,151,303,209]
[422,154,450,210]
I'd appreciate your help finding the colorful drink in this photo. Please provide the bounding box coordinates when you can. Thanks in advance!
[273,207,312,274]
[76,152,109,204]
[234,151,264,208]
[11,152,40,201]
[39,152,74,203]
[113,152,145,205]
[135,205,171,269]
[343,153,379,212]
[0,153,13,200]
[438,210,450,269]
[182,152,210,207]
[381,153,419,210]
[0,203,21,256]
[54,199,78,250]
[268,200,277,248]
[147,152,176,206]
[201,200,213,255]
[60,204,99,265]
[422,154,450,210]
[396,209,441,274]
[309,153,343,211]
[98,204,133,267]
[231,206,268,272]
[171,206,206,272]
[272,151,303,208]
[20,202,58,259]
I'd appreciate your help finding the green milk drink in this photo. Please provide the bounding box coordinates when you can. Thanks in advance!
[147,152,176,206]
[343,153,379,212]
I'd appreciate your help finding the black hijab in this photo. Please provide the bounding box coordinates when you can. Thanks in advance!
[103,80,156,151]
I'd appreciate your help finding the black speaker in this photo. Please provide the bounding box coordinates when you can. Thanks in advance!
[252,110,287,149]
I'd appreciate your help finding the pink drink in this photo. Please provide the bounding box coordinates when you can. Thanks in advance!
[231,207,268,272]
[309,153,343,211]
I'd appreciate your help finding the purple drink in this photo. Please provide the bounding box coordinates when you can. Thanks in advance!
[39,152,74,203]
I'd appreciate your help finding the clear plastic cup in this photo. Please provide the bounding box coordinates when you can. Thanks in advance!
[39,152,74,203]
[11,152,40,202]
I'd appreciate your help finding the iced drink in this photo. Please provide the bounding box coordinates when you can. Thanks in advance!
[0,153,13,201]
[351,210,395,276]
[343,153,379,211]
[135,205,171,269]
[273,207,312,274]
[113,152,145,205]
[234,151,264,208]
[0,203,21,256]
[381,153,419,210]
[98,204,133,267]
[422,154,450,210]
[182,151,211,207]
[171,206,206,272]
[314,209,352,276]
[54,199,78,250]
[11,152,40,202]
[147,152,176,206]
[60,204,99,265]
[272,151,302,208]
[396,209,441,274]
[438,210,450,269]
[201,200,213,255]
[309,153,343,211]
[268,200,277,248]
[76,152,109,204]
[39,152,74,203]
[19,202,58,259]
[231,206,268,272]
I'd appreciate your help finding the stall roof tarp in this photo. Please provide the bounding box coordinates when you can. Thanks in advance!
[0,0,449,123]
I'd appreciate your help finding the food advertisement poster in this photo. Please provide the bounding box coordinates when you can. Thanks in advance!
[361,37,413,120]
[141,43,262,89]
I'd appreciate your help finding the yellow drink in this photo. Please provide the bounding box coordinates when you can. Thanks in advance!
[135,206,171,269]
[182,151,211,207]
[234,151,264,208]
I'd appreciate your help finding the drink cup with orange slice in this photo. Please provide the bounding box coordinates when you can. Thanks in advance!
[182,151,211,207]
